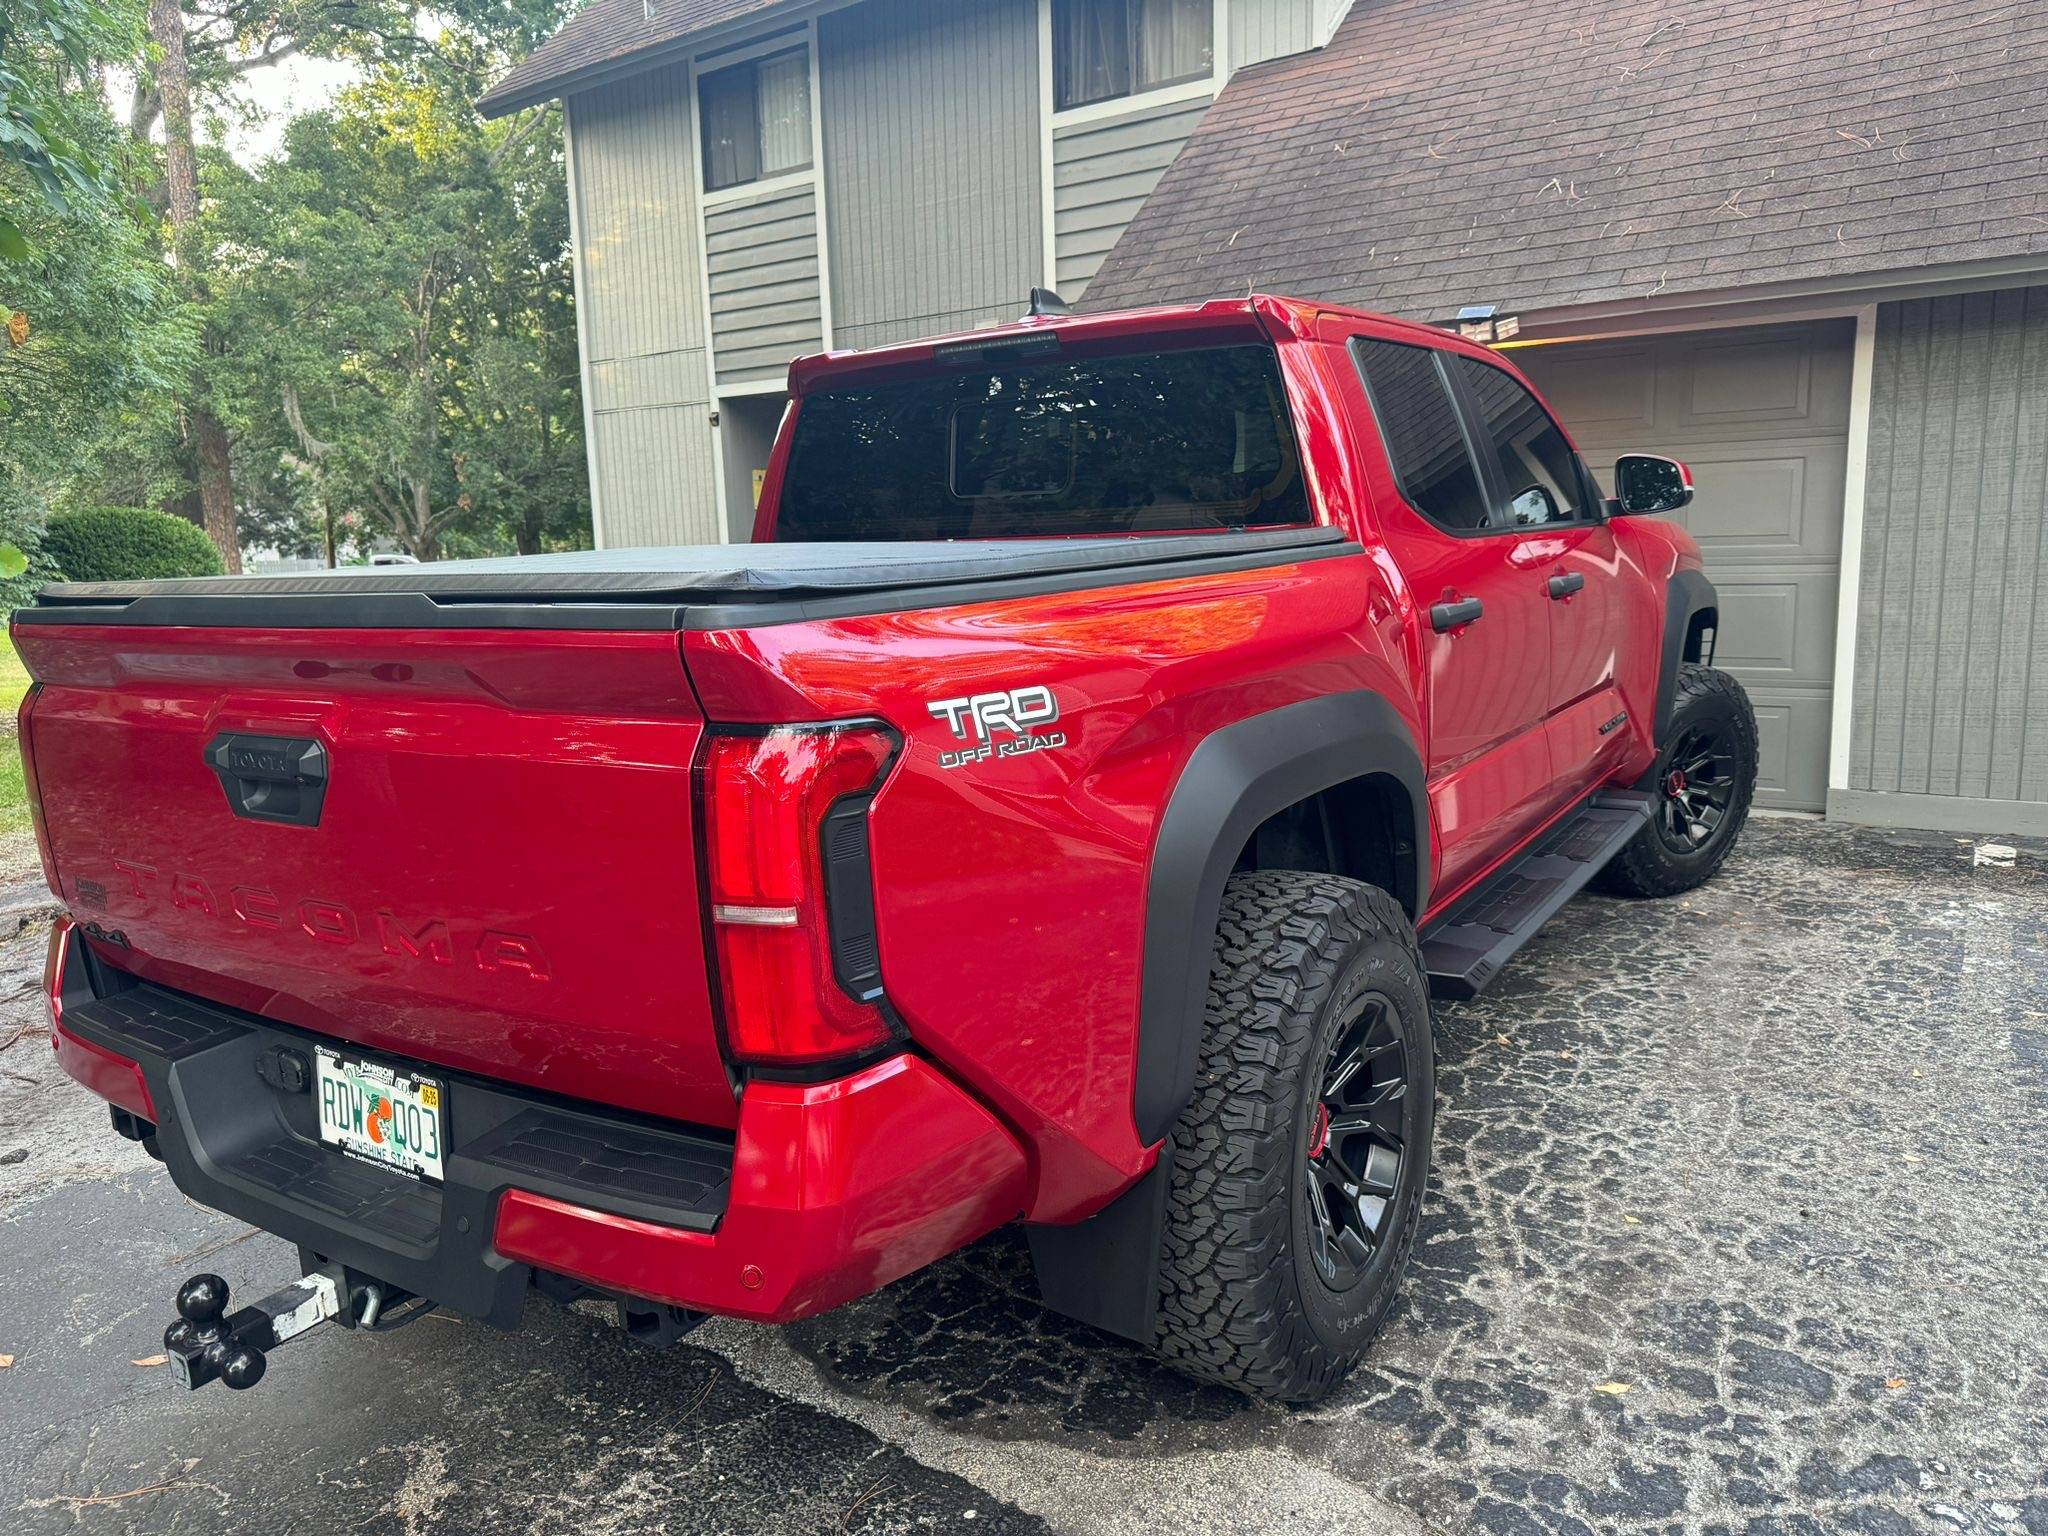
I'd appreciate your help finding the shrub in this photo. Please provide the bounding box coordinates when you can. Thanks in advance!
[0,485,66,612]
[44,506,226,583]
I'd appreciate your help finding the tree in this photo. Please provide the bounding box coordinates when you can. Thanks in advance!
[2,0,591,566]
[0,0,141,259]
[0,1,195,528]
[220,43,587,561]
[127,0,421,573]
[144,0,241,569]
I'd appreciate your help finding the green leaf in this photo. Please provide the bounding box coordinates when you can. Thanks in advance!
[0,545,27,580]
[0,215,27,262]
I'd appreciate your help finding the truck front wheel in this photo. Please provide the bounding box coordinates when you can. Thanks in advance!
[1154,871,1434,1402]
[1599,663,1760,898]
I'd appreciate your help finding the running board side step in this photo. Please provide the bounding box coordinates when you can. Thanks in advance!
[1419,790,1655,999]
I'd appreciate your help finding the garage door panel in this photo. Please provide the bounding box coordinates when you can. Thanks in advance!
[1526,342,1657,436]
[1666,442,1846,561]
[1675,325,1854,438]
[1518,318,1853,812]
[1744,691,1833,809]
[1712,572,1838,688]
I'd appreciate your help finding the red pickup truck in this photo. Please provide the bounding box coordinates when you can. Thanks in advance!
[19,295,1755,1403]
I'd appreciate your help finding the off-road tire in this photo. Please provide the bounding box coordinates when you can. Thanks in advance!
[1598,663,1759,898]
[1153,871,1434,1402]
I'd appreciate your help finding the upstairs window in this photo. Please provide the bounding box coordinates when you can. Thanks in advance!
[700,47,812,193]
[1053,0,1214,112]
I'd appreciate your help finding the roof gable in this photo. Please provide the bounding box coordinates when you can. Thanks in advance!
[479,0,802,117]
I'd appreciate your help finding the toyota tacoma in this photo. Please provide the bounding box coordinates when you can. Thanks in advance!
[17,294,1756,1401]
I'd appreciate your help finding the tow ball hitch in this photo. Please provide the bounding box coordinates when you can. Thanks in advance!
[161,1270,344,1391]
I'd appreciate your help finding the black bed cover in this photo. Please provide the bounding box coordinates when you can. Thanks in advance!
[17,528,1356,631]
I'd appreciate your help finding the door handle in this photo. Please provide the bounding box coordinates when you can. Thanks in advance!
[1547,572,1586,600]
[1430,597,1484,632]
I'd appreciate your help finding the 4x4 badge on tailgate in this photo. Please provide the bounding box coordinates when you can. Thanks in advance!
[927,685,1067,770]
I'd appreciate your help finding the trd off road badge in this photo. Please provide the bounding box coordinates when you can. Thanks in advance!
[927,685,1067,770]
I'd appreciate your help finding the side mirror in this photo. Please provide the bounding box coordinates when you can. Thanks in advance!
[1612,454,1693,516]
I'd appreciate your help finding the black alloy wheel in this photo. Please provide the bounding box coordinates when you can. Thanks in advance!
[1654,720,1741,855]
[1303,992,1410,1294]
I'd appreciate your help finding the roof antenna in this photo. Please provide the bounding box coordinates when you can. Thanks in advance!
[1026,287,1072,318]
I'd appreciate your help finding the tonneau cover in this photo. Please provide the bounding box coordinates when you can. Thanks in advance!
[19,527,1353,631]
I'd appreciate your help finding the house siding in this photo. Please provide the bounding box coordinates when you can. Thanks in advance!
[705,181,826,388]
[565,70,721,546]
[1052,95,1211,298]
[1231,0,1322,66]
[819,0,1042,351]
[1845,283,2048,829]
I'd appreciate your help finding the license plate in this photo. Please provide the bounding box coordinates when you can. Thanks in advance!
[315,1049,446,1182]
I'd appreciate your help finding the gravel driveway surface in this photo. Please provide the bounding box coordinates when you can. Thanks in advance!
[1,817,2042,1535]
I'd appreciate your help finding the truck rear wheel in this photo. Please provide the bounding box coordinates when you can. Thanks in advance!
[1154,871,1434,1402]
[1598,663,1759,898]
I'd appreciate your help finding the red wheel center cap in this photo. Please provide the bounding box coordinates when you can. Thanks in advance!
[1666,768,1688,797]
[1308,1102,1330,1160]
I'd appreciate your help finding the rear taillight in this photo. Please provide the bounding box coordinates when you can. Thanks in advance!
[17,681,60,897]
[700,725,897,1067]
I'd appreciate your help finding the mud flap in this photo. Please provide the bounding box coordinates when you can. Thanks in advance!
[1023,1140,1172,1344]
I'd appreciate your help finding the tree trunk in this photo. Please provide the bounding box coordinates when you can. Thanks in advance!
[193,410,239,571]
[146,0,196,228]
[148,0,242,573]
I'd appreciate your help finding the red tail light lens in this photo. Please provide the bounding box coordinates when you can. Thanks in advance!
[701,725,897,1067]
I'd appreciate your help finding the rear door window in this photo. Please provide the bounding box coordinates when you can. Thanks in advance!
[774,344,1311,541]
[1351,338,1493,533]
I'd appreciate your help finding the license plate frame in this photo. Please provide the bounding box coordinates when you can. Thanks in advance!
[314,1048,447,1183]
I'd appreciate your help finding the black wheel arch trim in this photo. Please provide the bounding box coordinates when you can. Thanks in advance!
[1656,569,1719,741]
[1132,690,1429,1146]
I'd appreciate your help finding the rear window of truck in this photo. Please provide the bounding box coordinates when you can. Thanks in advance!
[773,344,1312,541]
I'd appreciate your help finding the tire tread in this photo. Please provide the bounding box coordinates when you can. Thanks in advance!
[1153,871,1428,1401]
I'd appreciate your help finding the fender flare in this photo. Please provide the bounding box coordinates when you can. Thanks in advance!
[1133,690,1429,1145]
[1655,570,1721,740]
[1026,690,1428,1344]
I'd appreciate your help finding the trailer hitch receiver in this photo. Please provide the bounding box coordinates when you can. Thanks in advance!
[163,1270,343,1391]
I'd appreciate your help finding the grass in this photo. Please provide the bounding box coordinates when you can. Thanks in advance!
[0,631,31,838]
[0,630,28,718]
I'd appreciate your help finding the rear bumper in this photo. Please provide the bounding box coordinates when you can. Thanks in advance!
[47,919,1028,1327]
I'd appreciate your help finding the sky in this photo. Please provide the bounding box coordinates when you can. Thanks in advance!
[228,56,362,163]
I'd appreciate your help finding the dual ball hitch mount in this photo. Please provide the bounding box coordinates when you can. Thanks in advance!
[162,1266,418,1391]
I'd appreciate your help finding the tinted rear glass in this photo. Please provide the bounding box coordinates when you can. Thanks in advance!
[1351,338,1492,533]
[773,344,1312,541]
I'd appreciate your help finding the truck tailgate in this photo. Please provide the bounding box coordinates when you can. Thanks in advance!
[15,623,735,1129]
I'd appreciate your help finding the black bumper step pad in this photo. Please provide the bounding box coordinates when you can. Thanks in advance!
[464,1113,732,1228]
[1419,789,1655,999]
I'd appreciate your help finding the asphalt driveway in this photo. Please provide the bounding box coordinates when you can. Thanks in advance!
[2,817,2043,1535]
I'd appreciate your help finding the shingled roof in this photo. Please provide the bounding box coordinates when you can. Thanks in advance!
[478,0,798,117]
[1083,0,2048,320]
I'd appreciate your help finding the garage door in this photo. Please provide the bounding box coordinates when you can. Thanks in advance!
[1517,320,1855,812]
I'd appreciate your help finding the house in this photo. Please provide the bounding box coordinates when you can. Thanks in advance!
[482,0,2048,837]
[480,0,1352,545]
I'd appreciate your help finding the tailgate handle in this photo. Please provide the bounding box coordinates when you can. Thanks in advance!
[205,734,330,828]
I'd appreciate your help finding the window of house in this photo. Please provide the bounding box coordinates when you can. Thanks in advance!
[1451,357,1587,528]
[1351,338,1494,533]
[699,47,812,193]
[1053,0,1214,111]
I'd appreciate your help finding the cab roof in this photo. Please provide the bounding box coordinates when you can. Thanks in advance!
[786,294,1457,394]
